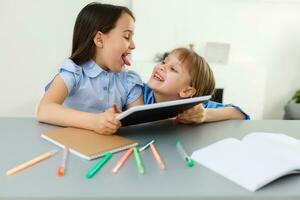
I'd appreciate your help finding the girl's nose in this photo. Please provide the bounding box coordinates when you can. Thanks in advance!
[129,39,135,50]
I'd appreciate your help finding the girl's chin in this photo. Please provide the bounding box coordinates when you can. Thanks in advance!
[110,64,124,72]
[147,80,157,87]
[148,81,164,90]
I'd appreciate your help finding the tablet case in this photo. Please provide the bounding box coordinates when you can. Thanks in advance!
[117,95,211,126]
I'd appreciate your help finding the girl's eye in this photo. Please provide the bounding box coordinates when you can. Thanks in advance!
[171,67,178,72]
[161,61,166,64]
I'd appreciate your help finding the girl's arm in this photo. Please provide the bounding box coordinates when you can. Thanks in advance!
[125,95,144,109]
[205,107,245,122]
[37,75,120,134]
[177,104,245,124]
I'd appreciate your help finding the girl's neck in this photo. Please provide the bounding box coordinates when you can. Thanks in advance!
[93,56,109,71]
[153,91,179,103]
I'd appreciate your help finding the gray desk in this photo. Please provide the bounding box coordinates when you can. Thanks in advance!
[1,118,300,200]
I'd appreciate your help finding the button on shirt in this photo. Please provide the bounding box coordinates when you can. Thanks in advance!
[45,59,143,113]
[143,83,250,120]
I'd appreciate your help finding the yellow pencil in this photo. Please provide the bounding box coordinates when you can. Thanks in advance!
[150,143,165,170]
[6,150,57,176]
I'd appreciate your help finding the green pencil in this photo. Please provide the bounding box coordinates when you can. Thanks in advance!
[133,147,144,174]
[176,139,194,167]
[86,152,112,179]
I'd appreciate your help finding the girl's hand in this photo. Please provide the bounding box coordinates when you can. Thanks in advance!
[176,104,207,124]
[92,106,121,135]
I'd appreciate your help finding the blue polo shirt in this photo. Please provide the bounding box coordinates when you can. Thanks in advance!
[46,59,143,113]
[143,83,250,120]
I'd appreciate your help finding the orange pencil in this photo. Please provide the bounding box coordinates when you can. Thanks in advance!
[6,150,57,176]
[57,147,69,176]
[150,143,165,170]
[111,148,133,173]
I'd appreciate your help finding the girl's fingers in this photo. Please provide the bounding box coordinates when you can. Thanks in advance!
[177,114,205,123]
[105,113,121,126]
[181,104,203,116]
[103,124,116,133]
[112,104,122,113]
[177,118,193,124]
[100,119,119,133]
[108,120,121,129]
[111,118,121,128]
[179,113,204,120]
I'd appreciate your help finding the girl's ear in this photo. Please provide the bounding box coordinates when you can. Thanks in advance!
[179,86,197,98]
[93,31,104,48]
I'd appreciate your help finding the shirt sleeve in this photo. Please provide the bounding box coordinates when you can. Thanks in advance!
[203,100,251,120]
[227,104,251,120]
[59,70,76,95]
[45,59,82,95]
[125,70,143,105]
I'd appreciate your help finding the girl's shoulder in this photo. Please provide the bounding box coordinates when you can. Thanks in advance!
[118,68,143,86]
[59,58,82,74]
[59,59,104,79]
[56,59,83,94]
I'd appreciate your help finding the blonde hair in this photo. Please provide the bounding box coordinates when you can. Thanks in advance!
[169,48,215,97]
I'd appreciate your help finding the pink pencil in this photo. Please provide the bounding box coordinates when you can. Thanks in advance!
[150,143,165,170]
[111,148,133,173]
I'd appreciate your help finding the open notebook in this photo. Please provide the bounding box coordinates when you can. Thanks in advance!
[191,132,300,192]
[41,127,138,160]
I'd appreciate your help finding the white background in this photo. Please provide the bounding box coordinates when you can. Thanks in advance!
[0,0,299,119]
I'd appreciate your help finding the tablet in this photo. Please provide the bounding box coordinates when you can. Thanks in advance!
[117,95,211,126]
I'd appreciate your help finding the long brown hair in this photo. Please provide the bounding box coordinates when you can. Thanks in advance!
[70,2,135,65]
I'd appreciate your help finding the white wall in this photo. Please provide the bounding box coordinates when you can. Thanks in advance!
[259,1,300,119]
[132,0,300,119]
[0,0,130,117]
[0,0,299,119]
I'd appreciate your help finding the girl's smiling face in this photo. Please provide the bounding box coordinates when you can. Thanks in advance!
[148,53,194,100]
[95,12,135,72]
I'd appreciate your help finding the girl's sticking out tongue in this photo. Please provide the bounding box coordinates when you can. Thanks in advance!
[122,55,131,66]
